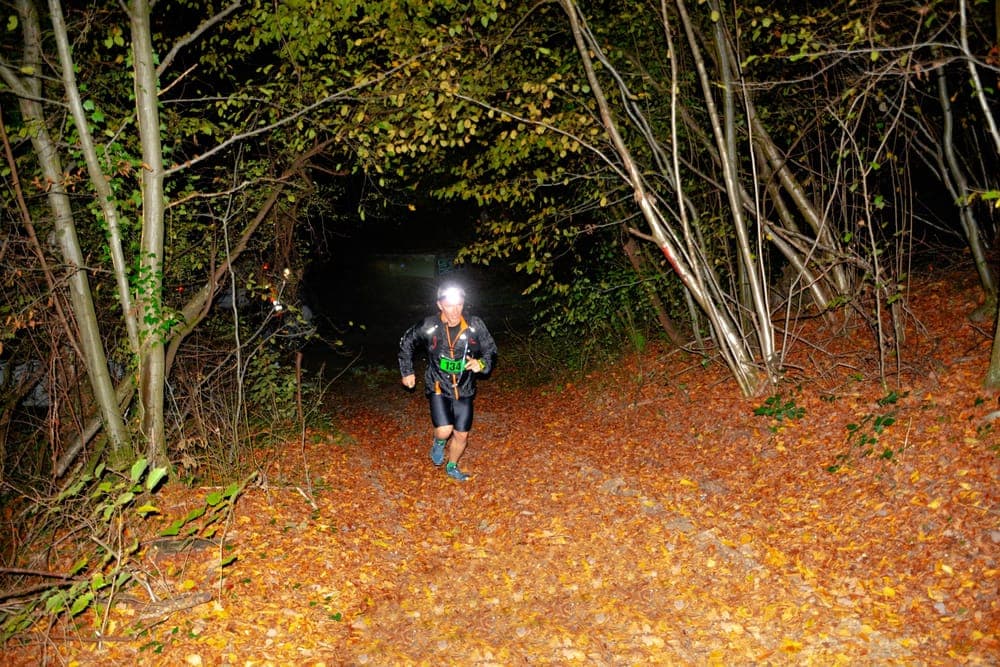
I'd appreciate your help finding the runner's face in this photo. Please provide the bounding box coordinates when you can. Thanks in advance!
[438,300,464,326]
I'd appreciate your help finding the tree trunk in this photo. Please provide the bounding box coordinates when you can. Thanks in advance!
[5,0,131,456]
[986,303,1000,388]
[622,236,685,347]
[702,0,775,369]
[48,0,140,355]
[935,46,997,302]
[130,0,168,465]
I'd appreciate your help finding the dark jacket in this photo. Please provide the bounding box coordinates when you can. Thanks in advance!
[398,313,497,398]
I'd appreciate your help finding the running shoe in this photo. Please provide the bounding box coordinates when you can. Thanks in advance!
[430,439,446,466]
[445,463,468,481]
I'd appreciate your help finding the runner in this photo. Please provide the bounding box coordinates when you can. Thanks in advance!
[398,283,497,481]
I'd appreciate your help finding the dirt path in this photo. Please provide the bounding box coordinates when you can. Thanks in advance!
[5,279,999,665]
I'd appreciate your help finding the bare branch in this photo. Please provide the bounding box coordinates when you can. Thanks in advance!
[155,0,243,77]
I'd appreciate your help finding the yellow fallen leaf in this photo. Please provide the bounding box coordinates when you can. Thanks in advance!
[781,638,803,652]
[679,478,697,487]
[882,586,896,597]
[766,548,788,568]
[560,647,587,660]
[927,497,943,510]
[180,579,196,591]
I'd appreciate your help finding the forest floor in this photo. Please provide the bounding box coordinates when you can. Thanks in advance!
[3,267,999,665]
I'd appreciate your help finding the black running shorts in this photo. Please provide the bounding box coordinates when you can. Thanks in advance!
[428,393,474,432]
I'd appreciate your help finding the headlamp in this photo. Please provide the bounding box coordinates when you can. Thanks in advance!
[437,285,465,305]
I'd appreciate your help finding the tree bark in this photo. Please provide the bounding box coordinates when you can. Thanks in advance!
[987,305,1000,388]
[935,47,997,301]
[622,236,685,347]
[130,0,168,466]
[48,0,140,355]
[4,0,131,455]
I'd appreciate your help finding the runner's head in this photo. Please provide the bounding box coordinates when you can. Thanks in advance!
[437,284,465,305]
[436,283,465,326]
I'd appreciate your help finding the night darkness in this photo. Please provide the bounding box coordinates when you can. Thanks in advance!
[300,191,533,370]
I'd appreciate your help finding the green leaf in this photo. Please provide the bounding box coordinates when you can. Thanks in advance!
[130,457,148,483]
[70,592,94,616]
[185,506,207,522]
[146,466,168,491]
[115,491,135,507]
[57,478,88,502]
[161,519,183,537]
[135,503,159,517]
[206,491,223,506]
[45,591,66,613]
[69,556,88,576]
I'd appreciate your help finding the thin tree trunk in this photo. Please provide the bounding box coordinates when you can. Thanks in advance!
[5,0,130,455]
[987,305,1000,388]
[622,236,684,347]
[935,48,997,302]
[744,107,851,296]
[48,0,140,355]
[703,0,774,369]
[130,0,168,465]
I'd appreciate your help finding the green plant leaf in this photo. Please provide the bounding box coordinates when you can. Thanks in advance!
[161,520,183,537]
[69,592,93,616]
[44,591,66,614]
[185,506,207,522]
[130,457,148,483]
[135,503,159,517]
[146,466,168,491]
[69,556,88,576]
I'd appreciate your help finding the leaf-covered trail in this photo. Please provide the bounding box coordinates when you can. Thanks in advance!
[7,275,999,665]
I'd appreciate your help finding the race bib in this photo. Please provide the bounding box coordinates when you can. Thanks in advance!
[439,357,466,373]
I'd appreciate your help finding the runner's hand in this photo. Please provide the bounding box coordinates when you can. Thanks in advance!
[466,357,482,373]
[402,374,416,388]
